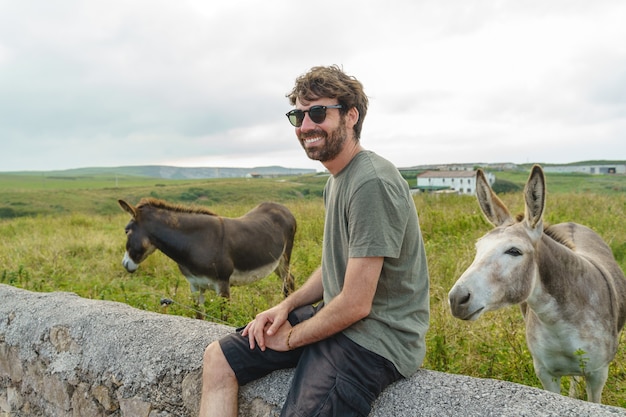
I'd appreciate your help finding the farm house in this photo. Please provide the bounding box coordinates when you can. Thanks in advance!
[415,170,495,195]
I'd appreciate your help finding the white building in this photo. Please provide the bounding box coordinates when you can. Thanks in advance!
[416,170,495,195]
[542,164,626,175]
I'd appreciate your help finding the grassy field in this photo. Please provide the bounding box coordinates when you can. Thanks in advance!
[1,169,626,406]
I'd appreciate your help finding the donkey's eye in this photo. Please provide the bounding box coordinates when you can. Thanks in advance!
[505,247,522,257]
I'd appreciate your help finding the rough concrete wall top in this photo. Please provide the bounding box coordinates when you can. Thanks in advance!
[0,284,625,416]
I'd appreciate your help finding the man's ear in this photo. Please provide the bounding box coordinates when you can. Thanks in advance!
[347,106,359,127]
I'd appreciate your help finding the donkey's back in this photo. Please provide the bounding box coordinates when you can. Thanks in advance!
[553,221,626,332]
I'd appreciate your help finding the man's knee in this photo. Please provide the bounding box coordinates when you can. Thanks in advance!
[200,341,239,417]
[203,341,236,384]
[203,341,221,364]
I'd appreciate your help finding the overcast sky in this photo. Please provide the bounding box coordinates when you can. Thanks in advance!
[1,0,625,172]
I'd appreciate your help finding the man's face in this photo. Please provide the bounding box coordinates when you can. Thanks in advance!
[294,98,347,162]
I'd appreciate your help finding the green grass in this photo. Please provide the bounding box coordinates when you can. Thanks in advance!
[2,171,626,406]
[0,173,327,218]
[494,170,626,194]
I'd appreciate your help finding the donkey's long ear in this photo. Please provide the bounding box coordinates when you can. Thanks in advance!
[524,165,545,229]
[476,169,511,227]
[118,199,137,219]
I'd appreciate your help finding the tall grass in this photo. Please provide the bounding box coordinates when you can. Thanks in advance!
[1,175,626,406]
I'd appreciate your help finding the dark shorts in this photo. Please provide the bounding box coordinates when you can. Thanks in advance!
[219,304,402,417]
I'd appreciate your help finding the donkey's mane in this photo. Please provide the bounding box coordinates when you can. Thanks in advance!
[514,213,576,250]
[137,198,217,216]
[544,225,576,250]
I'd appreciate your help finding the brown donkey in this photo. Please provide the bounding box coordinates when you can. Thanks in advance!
[119,198,296,303]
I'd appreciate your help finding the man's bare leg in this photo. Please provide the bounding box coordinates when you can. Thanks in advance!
[199,341,239,417]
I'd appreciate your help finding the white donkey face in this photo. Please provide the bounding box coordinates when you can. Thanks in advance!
[449,165,546,321]
[449,224,538,320]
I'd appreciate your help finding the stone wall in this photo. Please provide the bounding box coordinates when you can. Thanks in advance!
[0,284,624,417]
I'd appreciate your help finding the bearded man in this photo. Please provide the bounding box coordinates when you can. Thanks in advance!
[199,65,430,417]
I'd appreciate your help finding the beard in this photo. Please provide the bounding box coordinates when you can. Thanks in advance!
[298,118,348,162]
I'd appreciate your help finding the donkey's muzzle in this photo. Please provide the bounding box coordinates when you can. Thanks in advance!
[122,252,139,273]
[449,285,484,320]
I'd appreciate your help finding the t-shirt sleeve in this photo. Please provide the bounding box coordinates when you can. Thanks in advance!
[347,178,410,259]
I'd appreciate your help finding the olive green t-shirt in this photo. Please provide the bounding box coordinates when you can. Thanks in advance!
[322,151,430,377]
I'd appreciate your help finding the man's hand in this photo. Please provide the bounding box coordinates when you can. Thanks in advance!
[241,303,291,351]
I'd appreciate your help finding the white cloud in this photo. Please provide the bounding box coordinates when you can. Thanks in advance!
[0,0,625,171]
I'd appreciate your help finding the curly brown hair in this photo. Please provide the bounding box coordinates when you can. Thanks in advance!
[286,65,368,140]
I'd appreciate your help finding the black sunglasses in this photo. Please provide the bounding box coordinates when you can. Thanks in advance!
[285,104,343,127]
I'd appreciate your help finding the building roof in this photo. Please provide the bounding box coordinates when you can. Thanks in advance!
[417,170,476,179]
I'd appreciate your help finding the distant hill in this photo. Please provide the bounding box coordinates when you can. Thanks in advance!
[8,165,318,179]
[401,160,626,172]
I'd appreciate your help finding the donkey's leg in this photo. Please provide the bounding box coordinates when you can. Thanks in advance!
[276,251,295,297]
[535,365,561,394]
[277,231,296,298]
[585,366,608,403]
[568,376,585,400]
[283,273,295,297]
[216,280,231,299]
[191,289,207,320]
